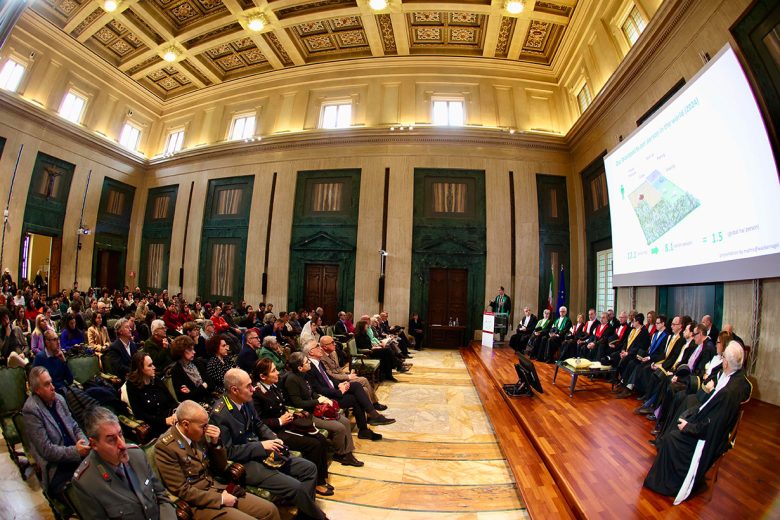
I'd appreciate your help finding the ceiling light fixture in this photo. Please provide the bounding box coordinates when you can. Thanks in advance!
[247,15,266,32]
[103,0,119,12]
[369,0,388,11]
[505,0,524,14]
[162,47,178,62]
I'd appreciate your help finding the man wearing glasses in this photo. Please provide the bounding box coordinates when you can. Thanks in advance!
[237,328,263,374]
[317,335,387,411]
[32,330,75,391]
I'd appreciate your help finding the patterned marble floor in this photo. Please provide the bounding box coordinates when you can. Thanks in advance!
[0,349,527,519]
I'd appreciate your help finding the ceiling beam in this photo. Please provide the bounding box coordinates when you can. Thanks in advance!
[482,0,504,58]
[390,11,409,55]
[507,18,530,60]
[75,0,141,43]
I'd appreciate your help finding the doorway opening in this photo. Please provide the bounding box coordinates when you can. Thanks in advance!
[21,232,59,296]
[304,263,339,324]
[95,249,122,290]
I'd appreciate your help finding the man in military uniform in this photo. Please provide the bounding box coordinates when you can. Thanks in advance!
[71,407,176,520]
[211,368,326,520]
[155,400,279,520]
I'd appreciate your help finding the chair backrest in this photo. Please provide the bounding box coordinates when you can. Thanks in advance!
[67,355,101,385]
[0,367,28,415]
[163,375,180,403]
[325,325,335,337]
[347,338,357,356]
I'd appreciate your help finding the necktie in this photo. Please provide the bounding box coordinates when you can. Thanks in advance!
[317,361,334,389]
[117,464,136,494]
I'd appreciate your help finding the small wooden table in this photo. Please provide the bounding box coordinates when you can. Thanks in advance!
[552,361,617,397]
[428,325,466,348]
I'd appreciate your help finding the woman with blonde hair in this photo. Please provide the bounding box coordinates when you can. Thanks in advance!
[30,314,47,355]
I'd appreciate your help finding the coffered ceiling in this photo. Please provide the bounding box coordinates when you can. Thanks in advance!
[30,0,579,100]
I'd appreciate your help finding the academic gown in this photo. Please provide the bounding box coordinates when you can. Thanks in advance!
[644,369,751,501]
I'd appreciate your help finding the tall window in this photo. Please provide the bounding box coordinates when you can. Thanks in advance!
[577,83,592,114]
[0,58,25,92]
[229,113,256,140]
[59,90,87,124]
[119,122,142,151]
[432,99,465,126]
[146,242,165,289]
[596,249,614,313]
[622,5,647,46]
[163,128,184,154]
[320,103,352,129]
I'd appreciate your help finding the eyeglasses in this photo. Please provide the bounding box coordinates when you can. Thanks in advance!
[320,342,333,347]
[246,336,258,341]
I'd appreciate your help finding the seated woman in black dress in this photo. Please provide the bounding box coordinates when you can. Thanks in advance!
[252,357,333,496]
[284,352,364,468]
[355,319,399,381]
[170,335,211,403]
[126,351,178,438]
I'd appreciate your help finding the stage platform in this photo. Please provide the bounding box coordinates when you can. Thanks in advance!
[462,342,780,519]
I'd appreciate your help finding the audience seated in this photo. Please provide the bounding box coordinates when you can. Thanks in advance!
[355,319,401,380]
[86,312,111,352]
[104,317,138,381]
[237,327,262,374]
[1,305,29,367]
[318,335,386,410]
[258,336,288,374]
[154,400,280,520]
[22,367,90,500]
[206,334,236,395]
[70,407,176,519]
[32,330,74,391]
[143,319,172,372]
[211,368,326,520]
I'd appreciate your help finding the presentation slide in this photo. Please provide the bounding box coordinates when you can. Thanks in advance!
[605,45,780,287]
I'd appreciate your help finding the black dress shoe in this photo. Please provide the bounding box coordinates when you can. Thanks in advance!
[358,429,382,441]
[334,453,364,467]
[316,486,335,496]
[373,403,388,411]
[368,415,396,426]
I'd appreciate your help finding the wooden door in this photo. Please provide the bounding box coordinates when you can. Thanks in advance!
[304,264,339,323]
[427,268,468,326]
[96,250,121,290]
[49,236,61,296]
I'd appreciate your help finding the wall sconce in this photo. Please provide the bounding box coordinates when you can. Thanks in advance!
[505,0,525,14]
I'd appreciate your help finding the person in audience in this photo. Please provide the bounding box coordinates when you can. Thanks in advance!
[155,400,280,520]
[162,302,184,337]
[644,342,751,503]
[211,368,326,520]
[70,406,176,519]
[539,306,572,363]
[300,314,322,346]
[83,300,98,328]
[304,340,393,432]
[14,304,32,336]
[211,305,241,339]
[32,330,74,390]
[355,319,401,380]
[87,312,111,351]
[22,366,90,500]
[318,335,386,410]
[252,358,333,496]
[143,319,172,372]
[701,314,719,344]
[104,317,138,381]
[284,352,364,468]
[30,314,47,355]
[510,307,537,352]
[237,327,262,374]
[125,351,178,438]
[526,308,552,358]
[379,311,412,358]
[59,313,86,351]
[170,335,210,403]
[407,312,424,350]
[558,313,587,361]
[207,334,236,395]
[258,335,287,373]
[1,305,29,367]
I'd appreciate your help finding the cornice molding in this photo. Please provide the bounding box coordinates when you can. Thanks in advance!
[564,0,696,152]
[0,90,148,167]
[148,127,569,167]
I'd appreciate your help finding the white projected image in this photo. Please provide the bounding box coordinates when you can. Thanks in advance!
[605,45,780,286]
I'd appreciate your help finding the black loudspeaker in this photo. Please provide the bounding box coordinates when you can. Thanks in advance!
[503,353,544,397]
[261,273,267,295]
[179,268,184,288]
[378,276,385,303]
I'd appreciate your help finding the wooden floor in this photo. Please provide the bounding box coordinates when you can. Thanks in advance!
[463,342,780,520]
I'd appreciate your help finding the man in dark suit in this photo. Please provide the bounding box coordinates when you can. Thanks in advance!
[601,310,630,363]
[702,314,720,344]
[211,368,325,520]
[104,317,138,381]
[22,366,90,500]
[70,407,175,520]
[237,328,262,374]
[333,311,350,338]
[509,307,537,351]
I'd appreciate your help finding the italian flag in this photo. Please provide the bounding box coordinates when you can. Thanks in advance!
[546,264,554,312]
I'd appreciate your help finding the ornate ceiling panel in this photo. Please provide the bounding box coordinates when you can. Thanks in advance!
[27,0,579,100]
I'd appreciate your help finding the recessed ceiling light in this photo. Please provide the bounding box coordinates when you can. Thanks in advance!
[103,0,118,12]
[505,0,524,14]
[248,16,265,32]
[369,0,388,11]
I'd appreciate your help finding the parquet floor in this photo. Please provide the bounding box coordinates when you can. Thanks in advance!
[464,342,780,520]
